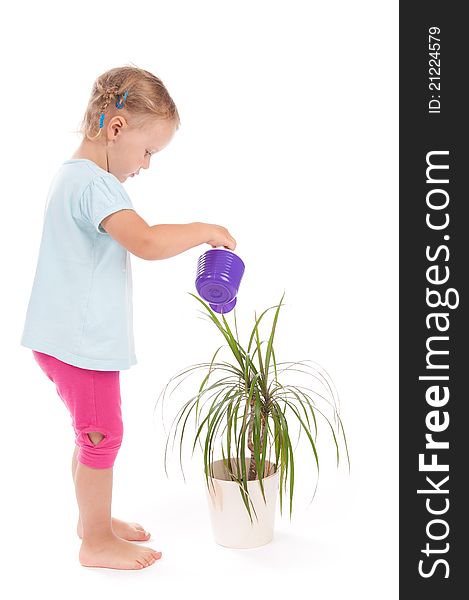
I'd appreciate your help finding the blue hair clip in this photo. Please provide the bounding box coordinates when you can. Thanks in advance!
[115,90,129,109]
[99,112,105,128]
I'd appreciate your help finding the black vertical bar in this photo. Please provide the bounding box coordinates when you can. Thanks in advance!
[400,2,466,596]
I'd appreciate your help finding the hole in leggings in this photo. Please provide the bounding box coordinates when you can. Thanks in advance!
[86,432,106,446]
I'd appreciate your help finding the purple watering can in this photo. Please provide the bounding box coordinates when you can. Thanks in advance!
[195,247,245,314]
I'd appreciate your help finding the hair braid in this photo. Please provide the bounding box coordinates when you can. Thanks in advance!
[100,85,120,115]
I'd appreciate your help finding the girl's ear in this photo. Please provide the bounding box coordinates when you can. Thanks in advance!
[108,116,128,139]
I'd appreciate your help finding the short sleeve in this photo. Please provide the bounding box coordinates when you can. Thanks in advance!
[79,175,135,234]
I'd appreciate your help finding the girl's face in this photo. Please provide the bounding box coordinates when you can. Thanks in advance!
[107,117,178,183]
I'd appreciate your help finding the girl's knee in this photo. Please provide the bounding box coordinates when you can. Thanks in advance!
[76,426,123,469]
[87,431,105,445]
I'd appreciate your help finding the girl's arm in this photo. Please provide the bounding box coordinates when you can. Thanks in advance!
[100,210,236,260]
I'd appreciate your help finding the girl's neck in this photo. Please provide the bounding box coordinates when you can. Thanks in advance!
[71,139,108,171]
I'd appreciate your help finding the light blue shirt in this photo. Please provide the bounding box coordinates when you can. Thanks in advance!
[21,158,137,370]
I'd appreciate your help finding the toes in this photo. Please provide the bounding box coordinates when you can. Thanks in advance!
[133,529,150,540]
[136,551,161,568]
[142,554,155,567]
[131,523,150,538]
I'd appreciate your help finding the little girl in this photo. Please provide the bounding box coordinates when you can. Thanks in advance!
[20,65,236,571]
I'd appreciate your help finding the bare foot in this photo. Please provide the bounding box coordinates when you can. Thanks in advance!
[78,517,151,541]
[79,533,162,570]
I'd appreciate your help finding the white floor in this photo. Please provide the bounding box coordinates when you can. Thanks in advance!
[4,404,398,599]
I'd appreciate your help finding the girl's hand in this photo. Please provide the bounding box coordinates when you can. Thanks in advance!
[205,224,237,250]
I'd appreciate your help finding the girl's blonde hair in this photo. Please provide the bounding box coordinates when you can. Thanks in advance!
[76,64,180,141]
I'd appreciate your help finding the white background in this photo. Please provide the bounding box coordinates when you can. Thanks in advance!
[1,1,398,597]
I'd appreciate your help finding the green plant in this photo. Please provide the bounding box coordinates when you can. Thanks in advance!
[156,292,349,523]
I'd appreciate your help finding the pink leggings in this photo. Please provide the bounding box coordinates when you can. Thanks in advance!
[32,350,123,469]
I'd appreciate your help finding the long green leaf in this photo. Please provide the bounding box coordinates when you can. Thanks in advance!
[263,292,285,383]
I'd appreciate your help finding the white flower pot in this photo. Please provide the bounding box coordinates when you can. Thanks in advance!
[204,458,280,548]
